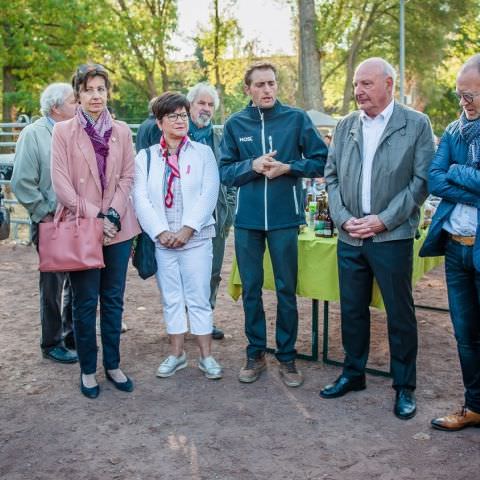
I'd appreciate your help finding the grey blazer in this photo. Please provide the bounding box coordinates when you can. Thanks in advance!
[11,117,57,223]
[325,102,435,246]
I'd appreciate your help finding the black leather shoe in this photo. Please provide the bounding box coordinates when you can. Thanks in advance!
[43,346,78,364]
[319,375,366,399]
[394,388,416,420]
[80,375,99,399]
[212,325,224,340]
[105,370,134,392]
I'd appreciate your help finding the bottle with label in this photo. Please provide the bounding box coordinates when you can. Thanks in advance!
[324,207,333,238]
[305,193,313,213]
[314,198,326,236]
[308,200,317,230]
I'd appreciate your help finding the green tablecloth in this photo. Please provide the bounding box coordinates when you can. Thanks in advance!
[228,228,443,309]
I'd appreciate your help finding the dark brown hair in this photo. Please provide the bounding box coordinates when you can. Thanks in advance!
[152,92,190,120]
[72,63,111,100]
[244,61,278,86]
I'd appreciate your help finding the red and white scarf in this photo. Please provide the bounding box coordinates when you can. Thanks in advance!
[160,135,188,208]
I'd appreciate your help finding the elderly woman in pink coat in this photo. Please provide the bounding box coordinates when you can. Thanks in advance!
[51,64,140,399]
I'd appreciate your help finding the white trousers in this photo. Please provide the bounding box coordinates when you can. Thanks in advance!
[154,240,213,335]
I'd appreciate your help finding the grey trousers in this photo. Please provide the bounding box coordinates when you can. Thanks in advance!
[210,230,229,310]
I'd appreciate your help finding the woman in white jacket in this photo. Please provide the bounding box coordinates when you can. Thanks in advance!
[133,92,222,379]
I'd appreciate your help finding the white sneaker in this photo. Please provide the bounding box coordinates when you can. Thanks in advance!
[156,352,188,378]
[198,356,223,380]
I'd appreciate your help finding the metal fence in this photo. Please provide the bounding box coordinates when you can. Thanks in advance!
[1,121,30,241]
[0,118,141,243]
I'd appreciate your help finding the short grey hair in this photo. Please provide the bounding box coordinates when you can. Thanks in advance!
[461,54,480,75]
[356,57,397,84]
[148,96,158,114]
[186,83,220,110]
[40,83,74,117]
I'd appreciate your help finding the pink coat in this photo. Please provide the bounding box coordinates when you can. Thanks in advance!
[51,116,141,245]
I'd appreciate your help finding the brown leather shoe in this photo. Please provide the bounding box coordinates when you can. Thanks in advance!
[279,360,304,387]
[431,406,480,431]
[238,354,266,383]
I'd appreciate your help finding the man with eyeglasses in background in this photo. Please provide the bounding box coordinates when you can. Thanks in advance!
[420,54,480,431]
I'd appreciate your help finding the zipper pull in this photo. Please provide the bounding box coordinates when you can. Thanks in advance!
[268,135,273,153]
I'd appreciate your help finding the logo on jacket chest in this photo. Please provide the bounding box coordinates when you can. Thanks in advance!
[239,136,253,142]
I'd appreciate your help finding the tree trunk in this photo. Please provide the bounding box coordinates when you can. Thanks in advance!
[298,0,324,111]
[2,66,15,122]
[158,57,169,94]
[341,48,357,115]
[214,0,225,123]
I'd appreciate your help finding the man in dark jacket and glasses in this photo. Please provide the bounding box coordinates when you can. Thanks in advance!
[421,54,480,431]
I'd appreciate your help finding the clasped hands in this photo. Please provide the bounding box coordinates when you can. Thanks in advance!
[157,226,195,249]
[342,215,386,239]
[103,217,118,245]
[252,151,290,179]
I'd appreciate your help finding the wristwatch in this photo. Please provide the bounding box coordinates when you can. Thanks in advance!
[105,207,121,232]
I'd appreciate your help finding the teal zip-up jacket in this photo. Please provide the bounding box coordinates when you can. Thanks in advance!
[219,100,327,231]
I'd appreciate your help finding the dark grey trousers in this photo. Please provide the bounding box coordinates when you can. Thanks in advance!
[338,238,417,390]
[32,222,73,351]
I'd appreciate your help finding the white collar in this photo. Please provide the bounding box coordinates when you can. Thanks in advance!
[360,99,395,123]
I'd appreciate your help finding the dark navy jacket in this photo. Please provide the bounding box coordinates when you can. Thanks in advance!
[219,100,327,231]
[419,119,480,269]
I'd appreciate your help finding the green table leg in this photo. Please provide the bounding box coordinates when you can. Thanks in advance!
[414,304,449,313]
[321,300,392,377]
[296,299,319,361]
[267,298,320,361]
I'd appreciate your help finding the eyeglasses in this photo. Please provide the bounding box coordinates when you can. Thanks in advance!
[165,112,189,122]
[81,86,107,96]
[454,91,480,104]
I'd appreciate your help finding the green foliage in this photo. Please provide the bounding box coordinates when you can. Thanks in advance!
[313,0,478,122]
[1,0,479,131]
[0,0,99,118]
[424,14,480,133]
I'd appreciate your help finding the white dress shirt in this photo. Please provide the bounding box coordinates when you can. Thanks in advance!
[360,99,395,214]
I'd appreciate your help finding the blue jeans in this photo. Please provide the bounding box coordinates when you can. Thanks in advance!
[69,239,133,374]
[445,238,480,413]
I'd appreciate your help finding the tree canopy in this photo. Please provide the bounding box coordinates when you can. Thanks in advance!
[1,0,479,132]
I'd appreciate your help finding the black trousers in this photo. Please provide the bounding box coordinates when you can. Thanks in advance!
[338,238,417,390]
[32,222,73,351]
[69,239,132,374]
[235,227,299,362]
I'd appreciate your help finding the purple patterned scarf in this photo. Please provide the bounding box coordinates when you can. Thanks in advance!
[77,108,113,190]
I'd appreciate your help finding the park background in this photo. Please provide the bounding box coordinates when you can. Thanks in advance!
[1,0,479,132]
[1,2,480,479]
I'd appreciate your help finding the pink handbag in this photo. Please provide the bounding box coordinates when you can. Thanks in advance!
[38,205,105,272]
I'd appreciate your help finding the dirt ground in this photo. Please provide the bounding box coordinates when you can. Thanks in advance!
[0,235,479,480]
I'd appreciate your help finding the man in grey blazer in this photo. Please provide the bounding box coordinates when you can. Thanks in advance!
[320,58,435,419]
[11,83,78,363]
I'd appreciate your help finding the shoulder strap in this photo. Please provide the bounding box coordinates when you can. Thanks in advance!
[146,146,151,177]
